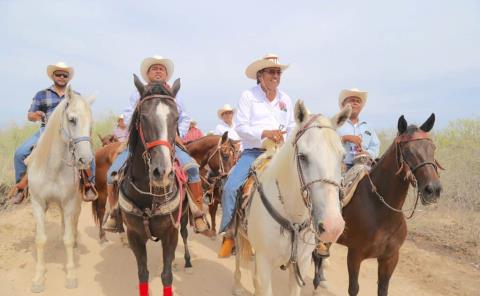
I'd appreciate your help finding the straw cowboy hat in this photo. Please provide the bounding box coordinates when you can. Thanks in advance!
[217,104,235,119]
[46,62,74,81]
[140,55,174,83]
[245,53,289,80]
[338,88,368,108]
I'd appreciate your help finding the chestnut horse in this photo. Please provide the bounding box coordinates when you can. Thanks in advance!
[312,114,443,296]
[185,133,239,235]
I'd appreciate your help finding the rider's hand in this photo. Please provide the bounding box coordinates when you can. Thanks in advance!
[29,111,45,122]
[342,135,362,146]
[261,130,287,144]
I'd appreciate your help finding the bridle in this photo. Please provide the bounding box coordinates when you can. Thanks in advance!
[59,102,92,167]
[293,114,343,209]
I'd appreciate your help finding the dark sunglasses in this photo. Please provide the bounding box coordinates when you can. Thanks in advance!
[263,68,282,75]
[54,73,69,78]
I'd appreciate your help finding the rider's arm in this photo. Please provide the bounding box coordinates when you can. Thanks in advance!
[234,91,264,143]
[176,97,191,138]
[123,91,140,127]
[27,91,46,122]
[363,127,380,159]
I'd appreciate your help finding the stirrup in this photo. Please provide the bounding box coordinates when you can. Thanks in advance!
[193,215,211,234]
[102,209,122,233]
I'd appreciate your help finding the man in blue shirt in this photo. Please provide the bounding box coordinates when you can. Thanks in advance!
[12,62,96,203]
[336,88,380,170]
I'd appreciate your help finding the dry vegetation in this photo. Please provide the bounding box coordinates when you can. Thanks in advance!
[0,116,478,268]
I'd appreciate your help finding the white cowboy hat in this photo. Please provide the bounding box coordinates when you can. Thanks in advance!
[338,88,368,108]
[118,114,125,119]
[217,104,235,119]
[140,55,174,83]
[46,62,74,81]
[245,53,289,80]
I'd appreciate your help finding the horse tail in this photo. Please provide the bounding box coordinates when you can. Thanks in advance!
[91,198,102,226]
[236,233,254,266]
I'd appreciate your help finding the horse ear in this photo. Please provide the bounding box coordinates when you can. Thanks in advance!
[398,115,407,134]
[133,74,145,96]
[420,113,435,132]
[170,78,181,97]
[294,100,309,124]
[331,104,351,129]
[221,131,228,144]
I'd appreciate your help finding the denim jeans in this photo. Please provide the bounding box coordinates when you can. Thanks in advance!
[219,149,264,233]
[14,128,95,183]
[107,145,200,184]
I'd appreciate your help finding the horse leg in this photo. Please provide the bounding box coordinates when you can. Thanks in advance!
[232,246,243,296]
[161,228,178,296]
[208,199,219,238]
[180,205,193,272]
[62,197,81,289]
[289,251,310,296]
[312,250,328,291]
[31,198,47,293]
[127,230,150,296]
[377,251,400,296]
[253,254,273,296]
[347,249,363,296]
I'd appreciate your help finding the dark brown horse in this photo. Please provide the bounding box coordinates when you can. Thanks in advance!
[313,114,443,296]
[119,75,182,296]
[186,133,239,235]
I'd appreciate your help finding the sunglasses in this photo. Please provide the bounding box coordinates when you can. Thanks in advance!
[54,73,69,78]
[263,68,282,75]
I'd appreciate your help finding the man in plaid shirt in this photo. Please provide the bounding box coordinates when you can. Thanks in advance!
[12,62,96,204]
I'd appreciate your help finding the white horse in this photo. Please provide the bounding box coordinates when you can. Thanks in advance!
[27,86,95,293]
[233,101,351,296]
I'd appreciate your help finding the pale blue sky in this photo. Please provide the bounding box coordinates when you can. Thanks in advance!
[1,0,479,132]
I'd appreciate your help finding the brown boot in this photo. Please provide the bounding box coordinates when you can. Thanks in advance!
[103,183,121,232]
[187,181,211,235]
[81,169,98,202]
[11,175,28,204]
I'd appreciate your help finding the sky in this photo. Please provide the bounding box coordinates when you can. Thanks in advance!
[1,0,479,133]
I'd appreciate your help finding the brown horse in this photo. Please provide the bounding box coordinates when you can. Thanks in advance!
[98,133,118,146]
[185,133,239,235]
[91,141,124,242]
[313,114,443,296]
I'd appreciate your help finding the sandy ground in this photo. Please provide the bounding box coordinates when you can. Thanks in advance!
[0,202,478,296]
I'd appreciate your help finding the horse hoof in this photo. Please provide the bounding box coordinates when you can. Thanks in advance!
[318,280,328,289]
[66,278,78,289]
[31,283,45,293]
[185,267,193,274]
[231,287,244,296]
[323,258,330,268]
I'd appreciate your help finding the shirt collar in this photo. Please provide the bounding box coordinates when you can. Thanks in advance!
[47,85,64,98]
[255,84,279,105]
[347,118,367,126]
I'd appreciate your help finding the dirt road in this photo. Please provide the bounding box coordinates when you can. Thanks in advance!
[0,202,478,295]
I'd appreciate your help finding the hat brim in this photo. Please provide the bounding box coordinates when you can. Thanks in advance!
[217,108,235,119]
[140,57,174,83]
[47,65,74,81]
[338,90,368,108]
[245,60,289,80]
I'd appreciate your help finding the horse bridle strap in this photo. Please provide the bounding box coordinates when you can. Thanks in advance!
[395,131,440,175]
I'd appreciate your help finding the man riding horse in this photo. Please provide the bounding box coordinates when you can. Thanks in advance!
[12,62,96,204]
[103,55,210,235]
[218,53,295,257]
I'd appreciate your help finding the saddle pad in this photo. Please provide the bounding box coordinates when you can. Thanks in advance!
[240,153,272,210]
[341,164,369,207]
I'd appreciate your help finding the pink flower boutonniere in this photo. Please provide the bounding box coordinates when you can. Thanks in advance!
[278,101,287,112]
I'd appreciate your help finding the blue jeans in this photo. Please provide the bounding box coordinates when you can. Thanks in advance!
[107,145,200,184]
[14,128,95,183]
[219,149,263,233]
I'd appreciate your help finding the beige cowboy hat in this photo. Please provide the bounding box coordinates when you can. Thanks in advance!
[245,53,289,80]
[338,88,368,108]
[140,55,174,83]
[217,104,235,119]
[46,62,74,81]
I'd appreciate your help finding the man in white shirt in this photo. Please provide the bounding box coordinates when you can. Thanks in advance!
[336,88,380,170]
[103,56,210,235]
[218,54,295,257]
[213,104,240,140]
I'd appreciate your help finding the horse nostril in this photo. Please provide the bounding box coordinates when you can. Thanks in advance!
[424,184,434,195]
[318,223,325,234]
[152,167,163,179]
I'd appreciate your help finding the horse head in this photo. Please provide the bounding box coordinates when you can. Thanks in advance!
[214,131,239,175]
[291,101,351,243]
[61,86,95,169]
[396,114,442,205]
[130,74,179,187]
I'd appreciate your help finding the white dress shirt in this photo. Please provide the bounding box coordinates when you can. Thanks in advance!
[213,121,240,140]
[123,90,192,137]
[234,84,295,150]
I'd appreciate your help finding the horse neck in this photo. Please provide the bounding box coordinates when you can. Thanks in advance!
[188,137,218,166]
[370,143,411,210]
[261,142,308,223]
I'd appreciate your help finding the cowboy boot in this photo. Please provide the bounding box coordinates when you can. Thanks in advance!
[11,175,28,204]
[218,229,235,258]
[81,169,98,202]
[103,183,121,232]
[187,181,211,235]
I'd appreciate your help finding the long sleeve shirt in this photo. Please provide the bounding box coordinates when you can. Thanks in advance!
[234,84,295,150]
[122,91,192,138]
[213,121,240,141]
[337,119,380,165]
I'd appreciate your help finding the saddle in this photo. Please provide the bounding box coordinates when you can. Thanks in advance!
[341,152,373,207]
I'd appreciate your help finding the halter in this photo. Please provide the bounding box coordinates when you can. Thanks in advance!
[293,114,343,209]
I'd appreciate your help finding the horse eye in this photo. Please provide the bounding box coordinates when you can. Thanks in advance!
[69,117,77,125]
[298,153,308,162]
